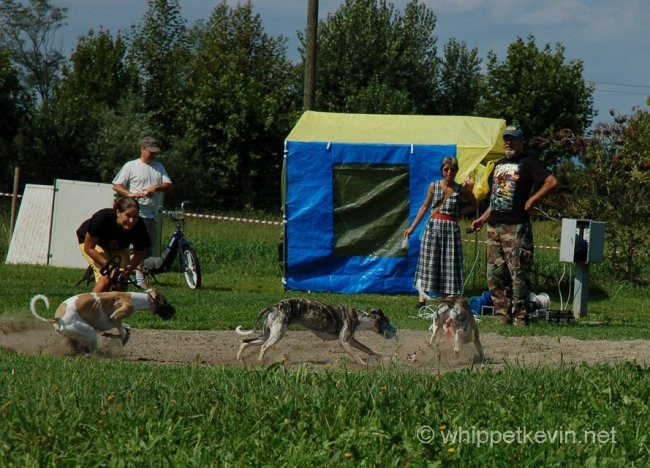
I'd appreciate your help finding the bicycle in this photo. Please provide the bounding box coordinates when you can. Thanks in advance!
[144,201,201,289]
[77,201,201,290]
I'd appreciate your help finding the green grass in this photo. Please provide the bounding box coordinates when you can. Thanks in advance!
[2,215,647,339]
[1,353,648,466]
[1,206,649,465]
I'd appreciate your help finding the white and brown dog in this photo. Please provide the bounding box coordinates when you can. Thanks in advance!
[30,290,175,353]
[235,298,397,364]
[428,295,484,361]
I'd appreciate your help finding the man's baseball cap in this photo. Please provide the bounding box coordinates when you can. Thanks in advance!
[140,136,160,152]
[502,125,523,139]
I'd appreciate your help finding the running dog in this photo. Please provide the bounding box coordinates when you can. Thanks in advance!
[428,295,484,361]
[30,290,175,353]
[235,298,397,364]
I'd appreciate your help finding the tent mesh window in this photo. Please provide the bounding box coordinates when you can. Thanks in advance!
[333,164,409,257]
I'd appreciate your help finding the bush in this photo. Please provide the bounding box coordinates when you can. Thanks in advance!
[557,109,650,283]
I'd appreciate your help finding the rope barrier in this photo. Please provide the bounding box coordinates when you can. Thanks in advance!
[461,237,559,250]
[0,192,21,198]
[3,191,559,248]
[172,211,283,226]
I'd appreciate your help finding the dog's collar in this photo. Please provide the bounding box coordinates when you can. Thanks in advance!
[146,290,159,303]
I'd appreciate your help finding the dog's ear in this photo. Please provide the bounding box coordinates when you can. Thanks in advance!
[370,308,385,318]
[149,290,168,306]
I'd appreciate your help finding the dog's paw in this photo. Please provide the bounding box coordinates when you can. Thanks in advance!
[365,355,378,365]
[121,327,131,346]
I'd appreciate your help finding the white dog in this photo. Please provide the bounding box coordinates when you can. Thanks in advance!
[30,290,175,353]
[428,295,484,361]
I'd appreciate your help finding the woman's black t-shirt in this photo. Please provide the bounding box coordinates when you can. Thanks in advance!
[76,208,151,251]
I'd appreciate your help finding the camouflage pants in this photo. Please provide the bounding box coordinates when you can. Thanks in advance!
[486,223,534,324]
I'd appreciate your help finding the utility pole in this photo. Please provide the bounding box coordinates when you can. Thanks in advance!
[303,0,318,110]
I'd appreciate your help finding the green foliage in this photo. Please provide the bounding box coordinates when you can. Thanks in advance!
[11,28,154,186]
[0,355,647,465]
[13,94,102,184]
[129,0,190,135]
[312,0,440,114]
[0,48,30,190]
[86,98,160,183]
[0,0,66,101]
[3,0,605,216]
[168,0,299,210]
[60,29,139,108]
[437,38,483,115]
[477,35,595,166]
[559,109,650,281]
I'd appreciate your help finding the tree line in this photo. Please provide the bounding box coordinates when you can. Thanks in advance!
[0,0,648,281]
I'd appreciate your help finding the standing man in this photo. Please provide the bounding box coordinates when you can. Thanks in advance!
[113,136,173,287]
[470,126,558,325]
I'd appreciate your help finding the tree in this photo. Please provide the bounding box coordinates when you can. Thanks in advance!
[310,0,439,114]
[168,0,299,210]
[558,108,650,282]
[437,38,482,115]
[129,0,190,136]
[0,47,30,190]
[14,29,148,187]
[57,29,146,183]
[87,99,159,184]
[60,29,139,108]
[477,35,595,166]
[59,28,154,182]
[0,0,66,102]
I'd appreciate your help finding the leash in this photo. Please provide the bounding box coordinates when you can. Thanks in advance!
[97,255,144,290]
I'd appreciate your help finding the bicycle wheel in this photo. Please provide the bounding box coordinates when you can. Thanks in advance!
[180,245,201,289]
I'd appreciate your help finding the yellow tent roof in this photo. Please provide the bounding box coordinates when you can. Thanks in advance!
[286,111,506,184]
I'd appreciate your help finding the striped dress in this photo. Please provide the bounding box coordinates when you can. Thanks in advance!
[413,181,464,296]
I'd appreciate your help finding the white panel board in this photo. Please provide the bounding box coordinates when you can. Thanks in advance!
[5,184,54,265]
[48,179,113,268]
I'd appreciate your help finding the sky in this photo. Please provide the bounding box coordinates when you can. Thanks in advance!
[57,0,650,126]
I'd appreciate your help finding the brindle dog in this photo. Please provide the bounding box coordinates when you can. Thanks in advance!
[235,298,396,364]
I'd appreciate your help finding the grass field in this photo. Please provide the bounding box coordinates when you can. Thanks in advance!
[1,204,648,465]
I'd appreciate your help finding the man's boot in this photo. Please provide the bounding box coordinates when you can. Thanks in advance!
[512,301,529,326]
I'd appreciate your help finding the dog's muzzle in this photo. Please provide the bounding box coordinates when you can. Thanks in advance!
[155,303,176,320]
[380,323,397,339]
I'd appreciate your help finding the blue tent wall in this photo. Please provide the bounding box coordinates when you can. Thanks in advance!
[285,141,455,294]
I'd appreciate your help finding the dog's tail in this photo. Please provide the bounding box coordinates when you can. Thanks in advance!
[234,325,256,336]
[30,294,56,323]
[235,305,274,336]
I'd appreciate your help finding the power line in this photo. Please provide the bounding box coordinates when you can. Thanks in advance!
[588,80,650,89]
[593,88,650,96]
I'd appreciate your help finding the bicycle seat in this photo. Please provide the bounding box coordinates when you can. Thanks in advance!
[144,256,165,270]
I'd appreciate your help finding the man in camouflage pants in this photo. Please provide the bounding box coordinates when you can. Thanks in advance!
[470,126,558,325]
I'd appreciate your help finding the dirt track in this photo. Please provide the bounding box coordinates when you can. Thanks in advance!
[2,317,648,371]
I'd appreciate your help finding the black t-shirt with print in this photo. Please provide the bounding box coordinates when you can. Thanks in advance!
[487,153,551,225]
[76,208,151,251]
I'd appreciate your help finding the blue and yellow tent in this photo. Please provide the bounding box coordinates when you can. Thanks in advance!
[282,111,506,294]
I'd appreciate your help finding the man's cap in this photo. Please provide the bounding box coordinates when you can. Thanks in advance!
[502,125,523,139]
[140,136,160,152]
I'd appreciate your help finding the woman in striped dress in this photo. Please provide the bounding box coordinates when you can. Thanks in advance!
[404,157,478,308]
